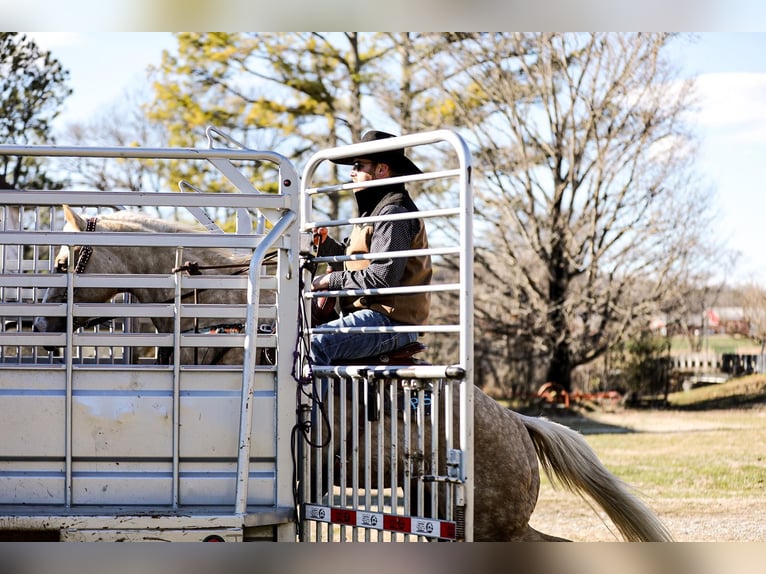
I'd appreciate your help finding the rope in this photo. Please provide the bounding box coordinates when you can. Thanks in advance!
[171,250,278,275]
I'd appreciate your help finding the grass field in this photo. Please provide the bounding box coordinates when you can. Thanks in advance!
[527,376,766,541]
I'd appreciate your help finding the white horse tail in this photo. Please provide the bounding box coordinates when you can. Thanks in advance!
[519,413,674,542]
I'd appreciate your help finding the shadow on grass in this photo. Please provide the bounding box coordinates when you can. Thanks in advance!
[514,404,636,435]
[670,394,766,411]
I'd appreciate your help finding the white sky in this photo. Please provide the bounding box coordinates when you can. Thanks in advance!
[24,32,766,286]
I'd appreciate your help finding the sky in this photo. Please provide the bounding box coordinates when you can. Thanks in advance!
[23,32,766,286]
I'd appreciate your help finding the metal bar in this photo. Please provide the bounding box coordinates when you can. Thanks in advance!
[0,190,291,209]
[303,207,461,229]
[308,246,460,266]
[0,143,289,162]
[234,209,296,515]
[308,282,461,299]
[172,248,183,508]
[310,324,461,335]
[0,230,272,249]
[312,365,466,380]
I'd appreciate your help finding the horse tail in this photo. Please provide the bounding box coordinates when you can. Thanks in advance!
[519,413,674,542]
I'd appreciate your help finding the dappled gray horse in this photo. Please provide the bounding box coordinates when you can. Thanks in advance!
[320,377,674,542]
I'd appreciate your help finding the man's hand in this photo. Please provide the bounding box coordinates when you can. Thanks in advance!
[312,273,331,291]
[312,227,328,253]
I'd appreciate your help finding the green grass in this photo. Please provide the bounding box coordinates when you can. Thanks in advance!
[667,374,766,408]
[582,426,766,499]
[543,375,766,501]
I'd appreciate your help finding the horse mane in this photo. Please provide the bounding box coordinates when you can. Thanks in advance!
[82,210,251,267]
[93,210,207,234]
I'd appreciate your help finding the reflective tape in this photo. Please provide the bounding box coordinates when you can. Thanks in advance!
[303,503,456,540]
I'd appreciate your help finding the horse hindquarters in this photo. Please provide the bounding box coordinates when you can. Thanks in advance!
[470,389,542,541]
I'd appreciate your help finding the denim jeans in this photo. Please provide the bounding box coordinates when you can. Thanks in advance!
[309,308,417,366]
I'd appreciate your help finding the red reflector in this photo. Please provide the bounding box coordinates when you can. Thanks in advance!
[330,508,357,526]
[440,522,456,539]
[383,515,411,533]
[203,535,225,542]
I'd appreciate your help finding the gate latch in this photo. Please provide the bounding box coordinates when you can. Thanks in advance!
[447,449,463,481]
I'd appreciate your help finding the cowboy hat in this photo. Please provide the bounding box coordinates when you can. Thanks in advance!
[331,130,422,175]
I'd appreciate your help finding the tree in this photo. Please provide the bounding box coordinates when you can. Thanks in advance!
[741,282,766,358]
[0,32,71,189]
[148,33,467,222]
[148,32,392,220]
[59,86,167,192]
[436,33,728,392]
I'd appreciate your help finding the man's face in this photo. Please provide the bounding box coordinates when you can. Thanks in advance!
[350,159,386,190]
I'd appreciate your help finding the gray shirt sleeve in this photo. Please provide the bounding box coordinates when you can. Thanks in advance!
[327,205,419,291]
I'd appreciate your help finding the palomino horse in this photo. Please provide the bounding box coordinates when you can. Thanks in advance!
[33,207,673,542]
[32,206,269,365]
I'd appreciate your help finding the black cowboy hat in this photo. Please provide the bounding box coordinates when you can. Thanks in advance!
[331,130,422,175]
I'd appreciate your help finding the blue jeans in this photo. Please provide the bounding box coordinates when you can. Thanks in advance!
[309,308,417,366]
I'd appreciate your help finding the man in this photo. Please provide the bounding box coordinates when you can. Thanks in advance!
[309,130,432,365]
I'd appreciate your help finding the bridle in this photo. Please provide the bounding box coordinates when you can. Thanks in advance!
[71,216,98,274]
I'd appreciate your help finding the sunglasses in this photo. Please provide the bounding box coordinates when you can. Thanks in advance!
[351,160,376,171]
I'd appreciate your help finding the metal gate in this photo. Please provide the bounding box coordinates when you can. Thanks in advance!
[0,129,301,541]
[296,130,474,541]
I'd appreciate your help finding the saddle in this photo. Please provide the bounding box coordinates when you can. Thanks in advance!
[331,341,427,366]
[329,341,430,421]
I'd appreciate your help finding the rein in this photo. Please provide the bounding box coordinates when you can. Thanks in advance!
[172,250,277,275]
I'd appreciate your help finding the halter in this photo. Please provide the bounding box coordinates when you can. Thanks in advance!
[66,217,98,330]
[73,217,98,273]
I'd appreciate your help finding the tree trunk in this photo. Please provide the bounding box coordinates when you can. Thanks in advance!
[546,340,573,392]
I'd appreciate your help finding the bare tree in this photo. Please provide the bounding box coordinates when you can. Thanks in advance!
[58,86,166,191]
[741,283,766,357]
[437,33,729,392]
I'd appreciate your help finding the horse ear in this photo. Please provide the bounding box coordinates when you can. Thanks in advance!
[62,205,86,231]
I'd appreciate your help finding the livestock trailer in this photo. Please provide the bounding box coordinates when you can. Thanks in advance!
[0,128,473,541]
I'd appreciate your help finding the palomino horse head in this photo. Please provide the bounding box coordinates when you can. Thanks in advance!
[32,206,254,360]
[32,206,133,343]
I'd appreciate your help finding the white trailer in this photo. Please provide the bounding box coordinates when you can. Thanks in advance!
[0,129,473,542]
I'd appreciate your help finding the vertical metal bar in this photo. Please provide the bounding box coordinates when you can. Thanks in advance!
[65,250,74,507]
[456,133,475,541]
[376,379,385,518]
[430,380,440,519]
[402,384,411,542]
[235,211,296,515]
[389,379,399,541]
[363,377,372,541]
[417,382,425,527]
[351,376,359,542]
[444,379,454,522]
[172,248,183,508]
[338,375,347,541]
[325,376,335,541]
